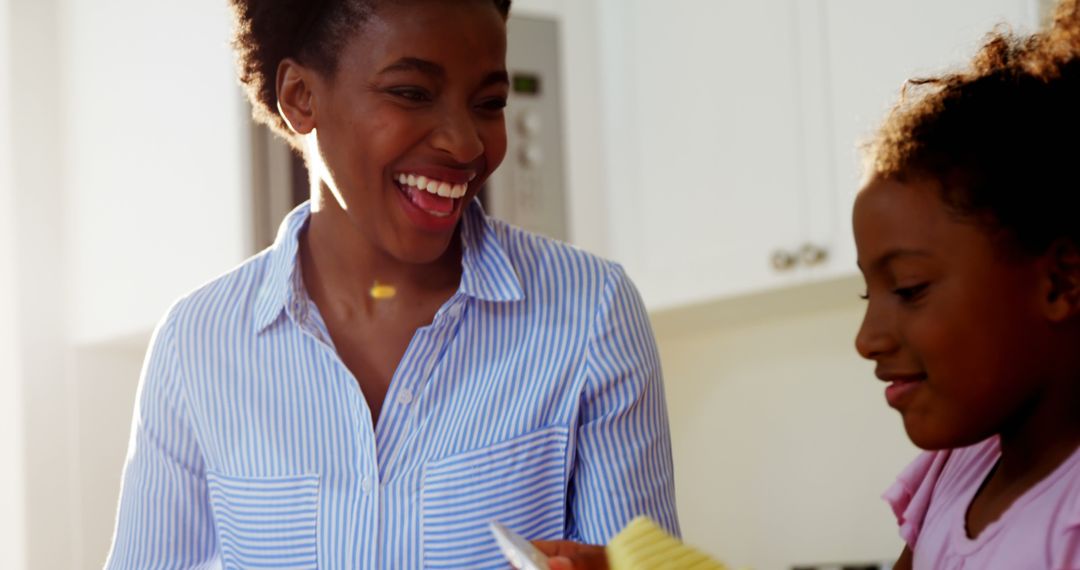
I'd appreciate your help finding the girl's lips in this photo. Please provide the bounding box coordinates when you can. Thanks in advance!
[885,380,921,409]
[880,374,927,409]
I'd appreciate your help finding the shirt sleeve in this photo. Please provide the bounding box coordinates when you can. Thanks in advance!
[105,309,220,569]
[882,449,951,549]
[568,264,680,543]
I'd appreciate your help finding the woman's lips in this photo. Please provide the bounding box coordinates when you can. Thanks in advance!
[389,167,481,232]
[393,181,461,232]
[402,183,455,216]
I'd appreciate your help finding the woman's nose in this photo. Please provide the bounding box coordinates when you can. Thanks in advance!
[430,109,485,164]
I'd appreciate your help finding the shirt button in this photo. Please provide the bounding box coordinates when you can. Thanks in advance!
[361,477,373,493]
[397,388,413,405]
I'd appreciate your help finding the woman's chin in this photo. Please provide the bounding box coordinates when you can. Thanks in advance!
[387,234,458,266]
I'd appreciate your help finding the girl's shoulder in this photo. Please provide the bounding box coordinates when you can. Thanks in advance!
[884,438,1080,566]
[1047,444,1080,568]
[882,438,1000,547]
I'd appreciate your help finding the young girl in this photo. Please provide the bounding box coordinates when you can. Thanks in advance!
[105,1,679,568]
[855,0,1080,567]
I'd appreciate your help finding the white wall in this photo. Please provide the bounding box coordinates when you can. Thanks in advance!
[655,286,917,570]
[71,339,148,568]
[61,0,250,344]
[9,0,83,567]
[0,0,28,566]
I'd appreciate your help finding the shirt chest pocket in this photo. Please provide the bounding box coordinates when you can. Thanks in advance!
[207,472,320,570]
[421,425,571,569]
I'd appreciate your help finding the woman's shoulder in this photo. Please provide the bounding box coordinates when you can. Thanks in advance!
[487,215,614,266]
[161,247,277,337]
[480,214,630,295]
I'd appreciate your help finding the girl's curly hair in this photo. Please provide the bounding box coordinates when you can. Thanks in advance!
[227,0,512,147]
[867,0,1080,254]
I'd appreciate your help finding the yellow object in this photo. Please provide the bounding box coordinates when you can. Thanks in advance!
[369,281,397,300]
[606,517,728,570]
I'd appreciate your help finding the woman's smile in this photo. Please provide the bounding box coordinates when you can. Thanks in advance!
[391,166,479,230]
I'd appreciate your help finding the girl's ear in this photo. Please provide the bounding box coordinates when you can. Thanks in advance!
[1041,238,1080,322]
[276,57,318,135]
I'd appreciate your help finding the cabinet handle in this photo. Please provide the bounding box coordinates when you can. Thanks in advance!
[799,243,829,266]
[771,250,798,271]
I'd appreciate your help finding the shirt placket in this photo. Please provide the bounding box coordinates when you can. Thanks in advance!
[287,287,383,569]
[374,294,468,478]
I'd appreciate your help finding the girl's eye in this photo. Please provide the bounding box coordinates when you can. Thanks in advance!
[858,291,869,301]
[389,87,431,103]
[893,283,929,303]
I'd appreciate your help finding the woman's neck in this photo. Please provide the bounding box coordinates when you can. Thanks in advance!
[300,189,462,319]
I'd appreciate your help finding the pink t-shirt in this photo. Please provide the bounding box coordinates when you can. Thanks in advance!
[884,437,1080,570]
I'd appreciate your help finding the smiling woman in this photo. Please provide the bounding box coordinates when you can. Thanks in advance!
[103,1,679,569]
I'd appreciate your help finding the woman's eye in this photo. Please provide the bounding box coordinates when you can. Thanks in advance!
[479,97,508,111]
[893,283,929,303]
[389,87,430,102]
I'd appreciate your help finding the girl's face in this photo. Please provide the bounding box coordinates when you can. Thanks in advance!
[305,0,508,263]
[853,176,1054,450]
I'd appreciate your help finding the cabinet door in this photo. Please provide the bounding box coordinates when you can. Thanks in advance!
[601,0,818,309]
[816,0,1037,275]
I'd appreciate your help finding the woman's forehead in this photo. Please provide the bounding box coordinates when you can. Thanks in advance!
[344,0,507,65]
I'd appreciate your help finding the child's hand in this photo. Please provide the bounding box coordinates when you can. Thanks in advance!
[531,540,609,570]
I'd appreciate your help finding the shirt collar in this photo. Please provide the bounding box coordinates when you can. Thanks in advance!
[253,202,309,333]
[458,199,524,303]
[253,199,523,333]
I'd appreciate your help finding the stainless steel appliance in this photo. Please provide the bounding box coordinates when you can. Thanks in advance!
[480,14,569,242]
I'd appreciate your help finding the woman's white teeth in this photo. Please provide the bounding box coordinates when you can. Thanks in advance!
[396,172,468,199]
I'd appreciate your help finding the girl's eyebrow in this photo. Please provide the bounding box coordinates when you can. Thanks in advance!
[858,248,933,271]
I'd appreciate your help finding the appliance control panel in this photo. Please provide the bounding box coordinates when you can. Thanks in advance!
[482,15,568,242]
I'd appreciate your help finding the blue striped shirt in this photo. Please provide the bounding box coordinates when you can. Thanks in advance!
[106,200,679,569]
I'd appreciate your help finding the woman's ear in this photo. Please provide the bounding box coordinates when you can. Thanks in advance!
[1041,238,1080,322]
[276,58,317,135]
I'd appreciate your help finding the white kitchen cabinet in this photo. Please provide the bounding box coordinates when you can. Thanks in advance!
[598,0,1038,311]
[600,0,818,309]
[818,0,1038,278]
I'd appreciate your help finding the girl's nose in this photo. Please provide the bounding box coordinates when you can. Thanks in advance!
[855,302,896,360]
